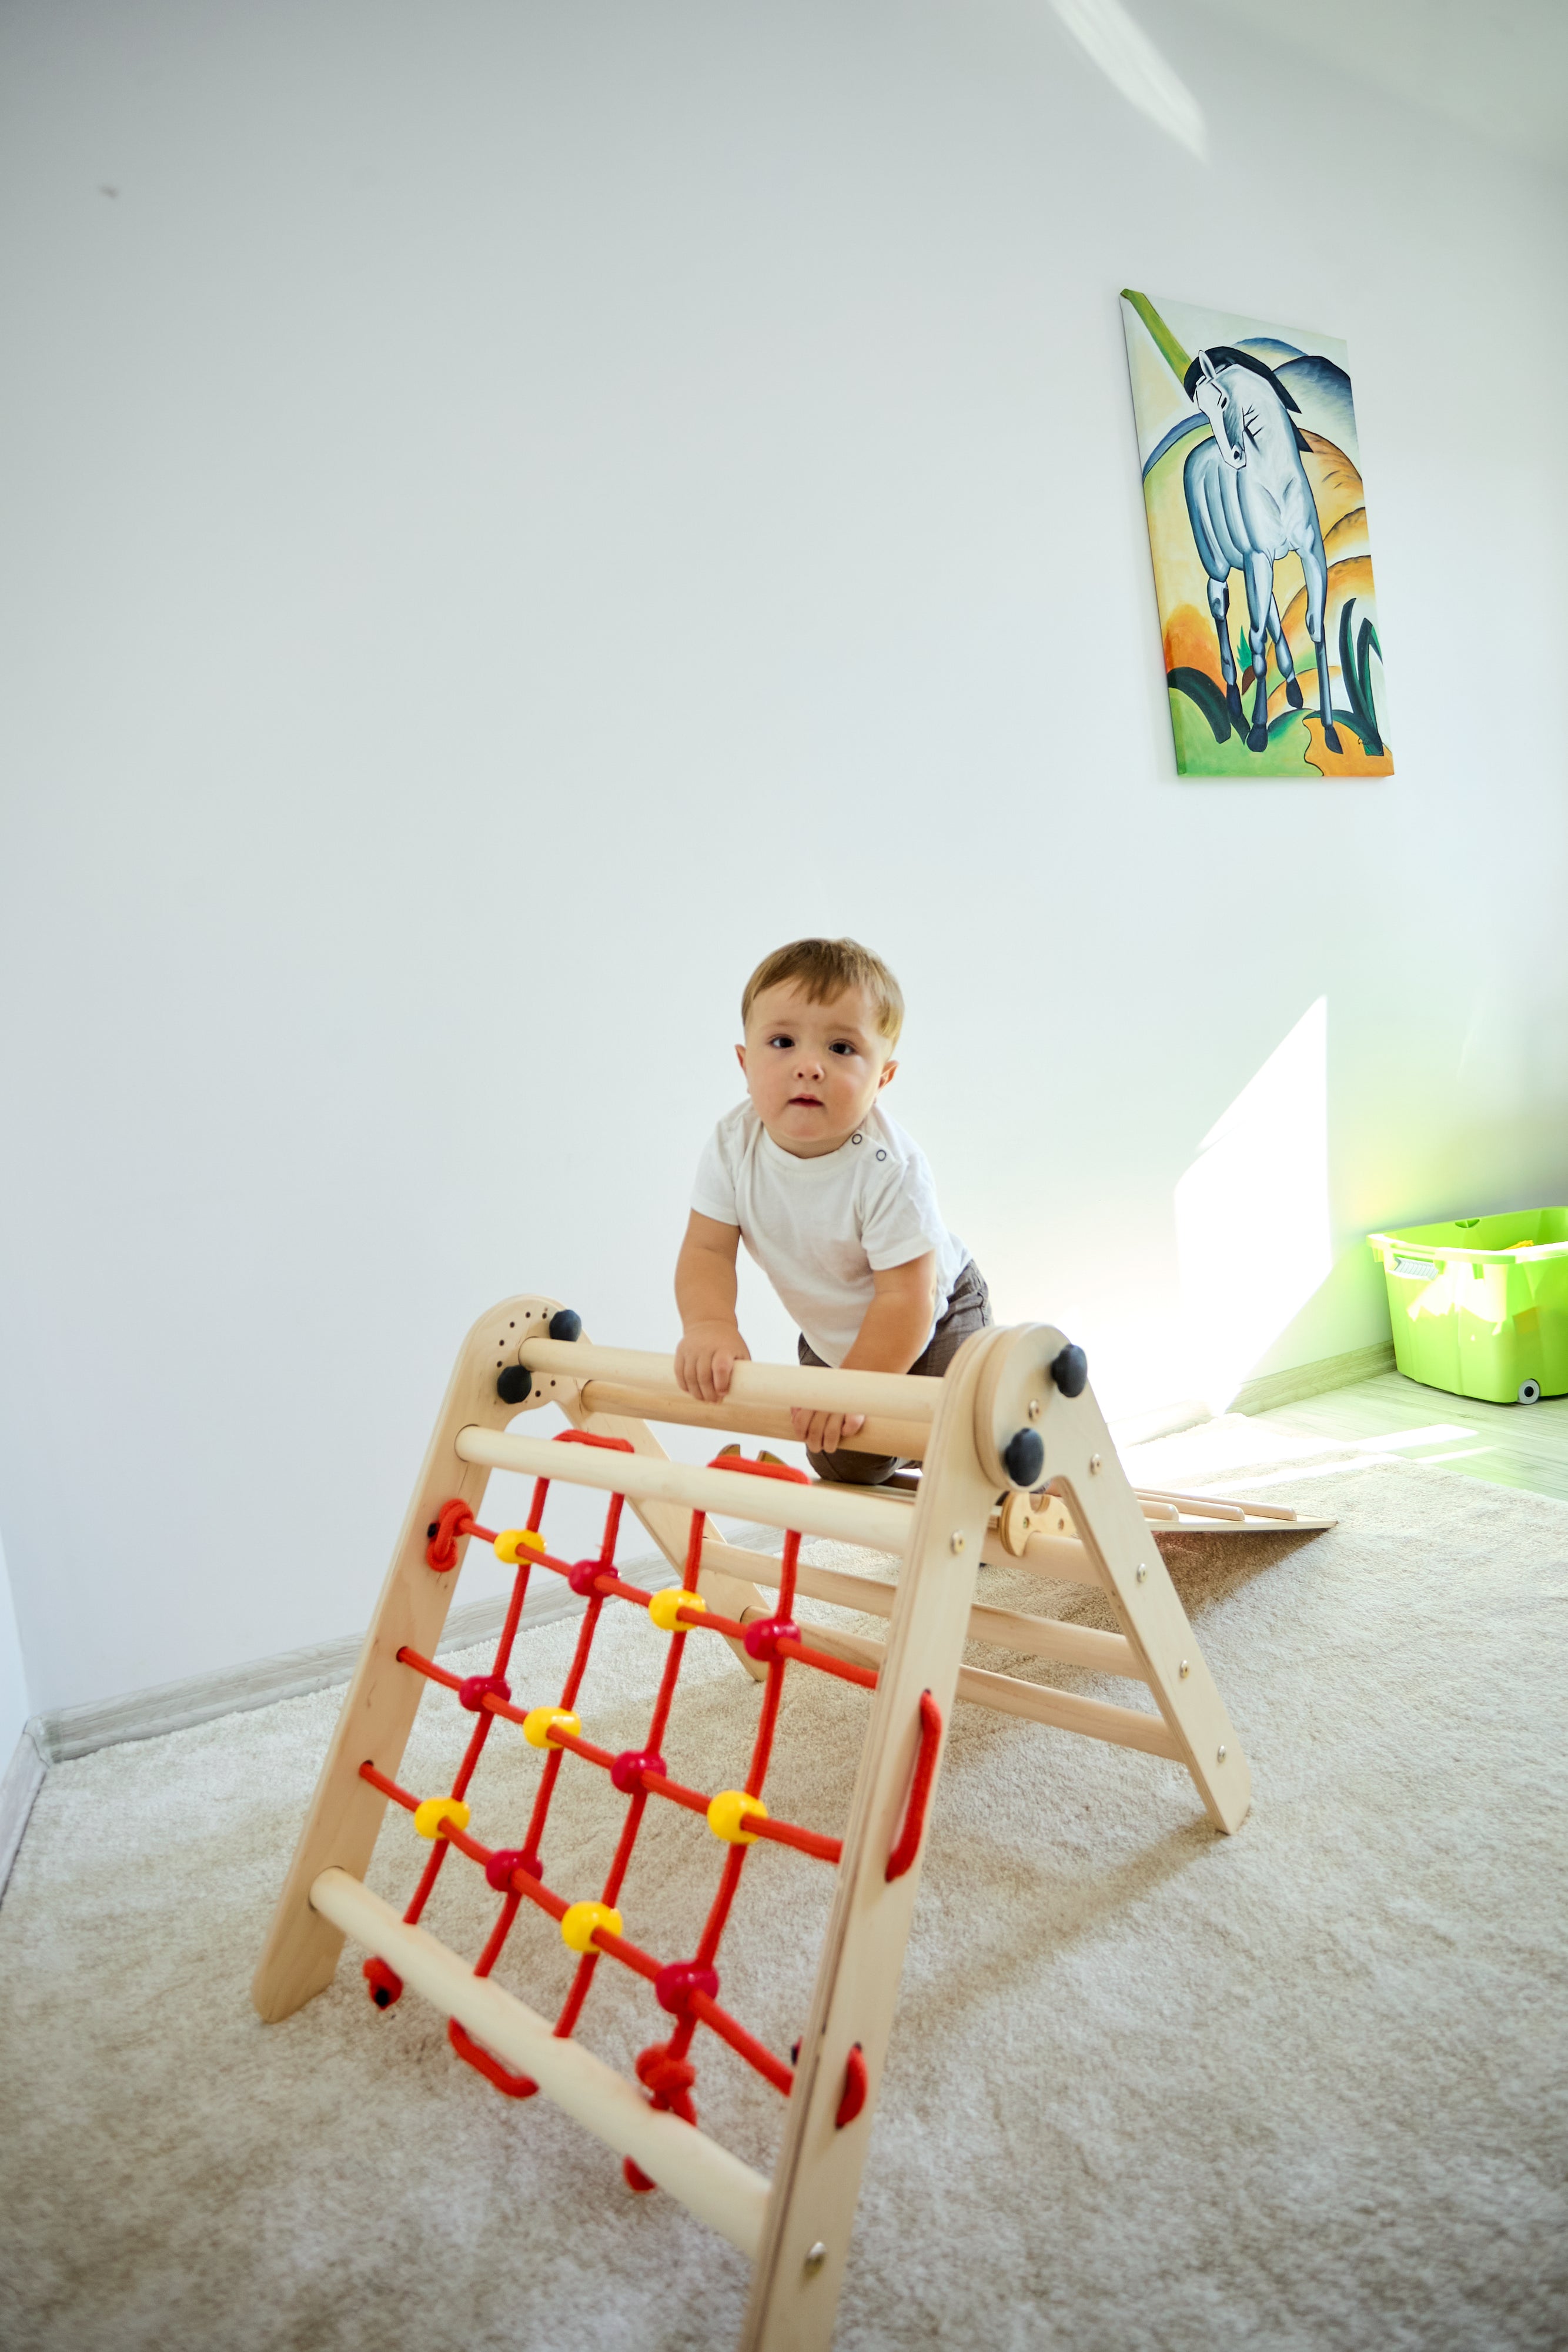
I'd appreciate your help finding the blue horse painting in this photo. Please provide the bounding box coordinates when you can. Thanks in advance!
[1182,346,1338,754]
[1120,290,1392,779]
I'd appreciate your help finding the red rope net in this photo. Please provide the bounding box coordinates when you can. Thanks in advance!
[360,1435,938,2188]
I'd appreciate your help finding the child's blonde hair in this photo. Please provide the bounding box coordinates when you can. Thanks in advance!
[741,938,904,1047]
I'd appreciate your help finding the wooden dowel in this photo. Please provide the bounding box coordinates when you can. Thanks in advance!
[978,1528,1106,1588]
[517,1338,940,1421]
[737,1550,1145,1679]
[1136,1488,1300,1524]
[1133,1489,1247,1524]
[309,1869,771,2257]
[963,1601,1146,1679]
[789,1624,1181,1759]
[454,1425,912,1555]
[578,1380,929,1464]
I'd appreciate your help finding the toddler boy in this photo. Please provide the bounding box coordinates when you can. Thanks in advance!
[673,937,990,1484]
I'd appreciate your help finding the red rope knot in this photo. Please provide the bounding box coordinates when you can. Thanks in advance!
[835,2043,869,2129]
[611,1748,666,1795]
[885,1690,943,1882]
[458,1671,511,1713]
[742,1615,800,1664]
[424,1498,474,1572]
[653,1959,718,2017]
[635,2042,698,2122]
[362,1956,403,2010]
[567,1558,604,1597]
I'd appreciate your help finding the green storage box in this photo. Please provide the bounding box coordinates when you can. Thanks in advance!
[1369,1209,1568,1404]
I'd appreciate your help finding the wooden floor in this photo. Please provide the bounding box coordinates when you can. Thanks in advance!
[1252,1368,1568,1505]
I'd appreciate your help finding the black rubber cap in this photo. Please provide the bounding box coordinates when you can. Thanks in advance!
[1050,1342,1088,1399]
[548,1308,583,1342]
[496,1364,533,1405]
[1002,1426,1046,1487]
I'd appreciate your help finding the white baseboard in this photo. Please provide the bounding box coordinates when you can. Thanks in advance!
[0,1726,48,1903]
[1111,1398,1212,1449]
[1228,1342,1397,1416]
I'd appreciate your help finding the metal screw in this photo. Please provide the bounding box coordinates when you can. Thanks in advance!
[804,2243,827,2277]
[1027,1397,1041,1420]
[949,1531,965,1554]
[1135,1563,1147,1582]
[1216,1744,1226,1762]
[1089,1454,1102,1474]
[1179,1660,1190,1679]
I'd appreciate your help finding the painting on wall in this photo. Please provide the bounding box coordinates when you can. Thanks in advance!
[1121,289,1392,779]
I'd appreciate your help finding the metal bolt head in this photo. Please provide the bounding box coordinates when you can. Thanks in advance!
[1179,1660,1190,1679]
[804,2242,827,2277]
[1027,1397,1041,1420]
[1135,1563,1147,1583]
[1089,1453,1102,1474]
[949,1531,966,1553]
[1216,1744,1226,1762]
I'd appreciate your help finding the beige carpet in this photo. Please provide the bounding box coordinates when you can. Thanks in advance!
[2,1439,1564,2351]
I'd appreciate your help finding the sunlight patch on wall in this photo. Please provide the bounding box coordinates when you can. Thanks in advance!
[1051,0,1208,160]
[1174,998,1331,1412]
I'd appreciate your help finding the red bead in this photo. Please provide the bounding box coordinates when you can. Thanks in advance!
[611,1748,666,1794]
[567,1558,604,1596]
[654,1959,719,2016]
[484,1848,541,1892]
[742,1615,800,1663]
[459,1672,511,1713]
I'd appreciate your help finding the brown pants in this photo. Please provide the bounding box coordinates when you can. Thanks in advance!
[797,1260,992,1485]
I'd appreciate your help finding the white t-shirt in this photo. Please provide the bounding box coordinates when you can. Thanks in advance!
[691,1100,968,1366]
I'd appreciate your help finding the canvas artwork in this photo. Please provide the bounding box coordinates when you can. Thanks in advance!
[1121,289,1392,779]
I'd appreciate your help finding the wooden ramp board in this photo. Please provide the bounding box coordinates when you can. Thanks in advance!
[1010,1485,1336,1544]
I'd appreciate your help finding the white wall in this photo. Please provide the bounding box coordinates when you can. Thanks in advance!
[0,1533,31,1766]
[1,0,1564,1717]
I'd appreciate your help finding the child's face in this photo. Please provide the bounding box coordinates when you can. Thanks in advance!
[737,980,897,1158]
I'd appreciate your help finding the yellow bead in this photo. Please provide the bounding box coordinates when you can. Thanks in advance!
[413,1797,471,1840]
[706,1789,768,1845]
[560,1899,623,1954]
[523,1706,580,1750]
[494,1528,546,1565]
[649,1588,706,1633]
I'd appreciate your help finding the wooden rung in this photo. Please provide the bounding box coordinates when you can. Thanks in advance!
[962,1599,1146,1679]
[309,1869,771,2256]
[579,1379,929,1464]
[517,1337,939,1421]
[454,1425,912,1555]
[793,1622,1181,1759]
[734,1548,1145,1680]
[978,1528,1106,1588]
